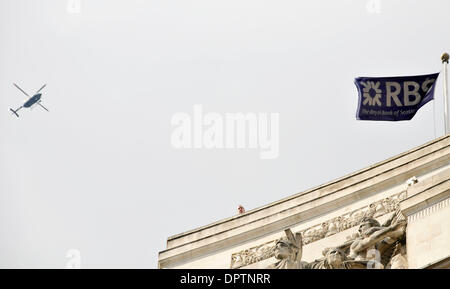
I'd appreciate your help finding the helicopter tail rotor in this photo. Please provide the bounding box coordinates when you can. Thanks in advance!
[9,107,21,117]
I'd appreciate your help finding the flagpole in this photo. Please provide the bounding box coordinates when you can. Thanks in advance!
[442,52,449,135]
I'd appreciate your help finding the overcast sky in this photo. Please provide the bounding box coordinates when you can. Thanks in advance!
[1,0,449,268]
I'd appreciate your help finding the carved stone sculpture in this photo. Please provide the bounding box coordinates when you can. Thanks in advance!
[347,212,407,269]
[266,229,308,269]
[230,192,408,269]
[262,212,408,269]
[304,247,350,269]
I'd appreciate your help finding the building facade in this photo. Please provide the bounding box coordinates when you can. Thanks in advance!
[158,135,450,269]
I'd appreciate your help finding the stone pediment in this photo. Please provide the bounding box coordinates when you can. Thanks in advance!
[158,135,450,268]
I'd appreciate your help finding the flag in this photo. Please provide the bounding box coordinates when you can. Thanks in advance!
[354,73,439,121]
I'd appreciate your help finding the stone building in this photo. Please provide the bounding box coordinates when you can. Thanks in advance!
[158,135,450,269]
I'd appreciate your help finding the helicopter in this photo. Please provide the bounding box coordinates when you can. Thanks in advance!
[10,83,49,117]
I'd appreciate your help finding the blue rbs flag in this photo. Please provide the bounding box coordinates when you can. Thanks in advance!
[354,73,439,121]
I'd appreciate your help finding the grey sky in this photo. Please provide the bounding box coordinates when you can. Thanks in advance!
[0,0,448,268]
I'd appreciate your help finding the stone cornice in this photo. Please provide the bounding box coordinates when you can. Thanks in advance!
[400,166,450,219]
